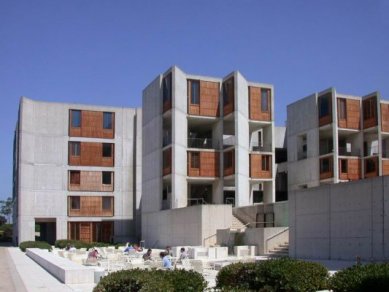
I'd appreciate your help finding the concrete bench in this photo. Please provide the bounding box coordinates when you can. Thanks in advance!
[26,248,95,284]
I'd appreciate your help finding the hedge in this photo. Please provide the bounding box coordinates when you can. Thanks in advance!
[216,257,329,291]
[329,263,389,292]
[55,239,111,250]
[19,241,52,252]
[93,268,207,292]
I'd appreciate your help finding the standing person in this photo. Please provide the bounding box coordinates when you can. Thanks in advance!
[160,251,173,270]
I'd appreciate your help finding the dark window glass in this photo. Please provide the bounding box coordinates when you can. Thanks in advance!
[102,172,112,185]
[341,160,348,173]
[253,191,263,203]
[261,89,269,112]
[163,73,172,103]
[338,99,347,120]
[191,152,200,168]
[71,110,81,127]
[319,94,330,118]
[223,78,234,106]
[102,143,112,157]
[190,80,200,105]
[366,159,376,173]
[162,188,168,200]
[363,98,376,120]
[224,151,233,168]
[275,148,287,163]
[103,112,113,129]
[70,142,81,156]
[102,197,112,210]
[70,171,80,184]
[261,155,271,171]
[320,158,331,173]
[71,196,80,209]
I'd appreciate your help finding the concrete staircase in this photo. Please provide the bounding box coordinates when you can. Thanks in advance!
[267,242,289,258]
[231,215,246,231]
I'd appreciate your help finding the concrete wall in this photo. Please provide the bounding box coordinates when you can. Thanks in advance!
[142,204,232,248]
[289,176,389,261]
[15,97,139,243]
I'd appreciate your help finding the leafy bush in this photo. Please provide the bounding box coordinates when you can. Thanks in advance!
[93,268,207,292]
[329,263,389,292]
[216,257,329,291]
[19,241,52,252]
[55,239,111,250]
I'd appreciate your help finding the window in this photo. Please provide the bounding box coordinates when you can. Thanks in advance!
[223,78,234,106]
[163,73,172,103]
[70,171,80,185]
[102,143,112,157]
[340,159,348,173]
[338,98,347,120]
[70,110,81,128]
[366,159,376,173]
[275,148,287,163]
[102,172,112,185]
[320,158,331,173]
[253,190,263,203]
[261,89,270,112]
[189,80,200,105]
[319,94,331,118]
[363,98,376,120]
[262,155,271,171]
[224,151,233,168]
[162,189,168,201]
[70,196,80,210]
[102,197,112,210]
[70,142,81,156]
[103,112,113,129]
[191,152,200,168]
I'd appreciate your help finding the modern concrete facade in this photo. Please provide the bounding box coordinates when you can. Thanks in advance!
[287,88,389,190]
[13,97,141,244]
[142,66,278,247]
[289,176,389,261]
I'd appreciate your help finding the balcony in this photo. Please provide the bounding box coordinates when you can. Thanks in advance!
[188,137,213,149]
[338,147,360,157]
[339,158,361,181]
[251,142,272,152]
[364,157,378,178]
[187,151,219,177]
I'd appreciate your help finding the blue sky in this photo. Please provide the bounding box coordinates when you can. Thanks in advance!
[1,0,388,201]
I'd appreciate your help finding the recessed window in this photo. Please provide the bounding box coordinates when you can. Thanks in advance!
[261,155,271,171]
[363,98,376,120]
[191,152,200,168]
[253,190,263,203]
[340,159,348,173]
[320,158,331,173]
[70,142,81,157]
[102,172,112,185]
[70,110,81,128]
[102,197,112,210]
[102,143,113,158]
[70,196,80,210]
[103,112,113,129]
[224,151,233,168]
[163,149,171,169]
[223,78,234,106]
[366,159,376,173]
[338,98,347,120]
[319,94,331,118]
[261,89,270,112]
[188,80,200,105]
[70,171,80,185]
[163,73,172,103]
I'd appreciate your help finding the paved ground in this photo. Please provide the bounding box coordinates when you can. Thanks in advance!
[0,243,27,292]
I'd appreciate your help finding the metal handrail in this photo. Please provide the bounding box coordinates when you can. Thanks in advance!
[225,198,235,205]
[264,227,289,254]
[242,221,274,228]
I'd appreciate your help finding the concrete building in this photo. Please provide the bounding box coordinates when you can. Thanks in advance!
[142,66,280,247]
[13,97,141,245]
[287,88,389,190]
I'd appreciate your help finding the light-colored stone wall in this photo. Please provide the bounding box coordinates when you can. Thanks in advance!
[289,176,389,261]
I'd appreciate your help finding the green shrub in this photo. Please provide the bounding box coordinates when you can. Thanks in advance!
[329,263,389,292]
[216,257,329,292]
[55,239,111,250]
[19,241,52,252]
[93,268,207,292]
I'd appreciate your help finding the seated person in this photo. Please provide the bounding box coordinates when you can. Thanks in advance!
[165,246,173,257]
[142,248,152,261]
[178,247,188,262]
[160,251,173,270]
[133,243,143,252]
[123,242,134,253]
[86,248,99,265]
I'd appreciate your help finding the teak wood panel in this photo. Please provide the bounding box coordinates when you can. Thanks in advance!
[382,160,389,176]
[68,196,114,217]
[337,98,361,130]
[338,158,361,181]
[68,171,114,192]
[249,86,272,121]
[188,80,220,117]
[187,151,219,177]
[363,96,378,129]
[223,150,235,177]
[68,221,113,243]
[69,110,115,139]
[69,142,114,167]
[381,103,389,133]
[162,148,172,176]
[319,156,333,180]
[364,157,379,178]
[250,154,272,179]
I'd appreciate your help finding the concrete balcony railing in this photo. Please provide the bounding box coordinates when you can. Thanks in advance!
[251,142,272,152]
[188,137,214,149]
[223,136,235,149]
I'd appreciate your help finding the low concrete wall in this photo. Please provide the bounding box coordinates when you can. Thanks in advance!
[142,204,232,248]
[233,202,288,227]
[26,248,95,284]
[289,176,389,261]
